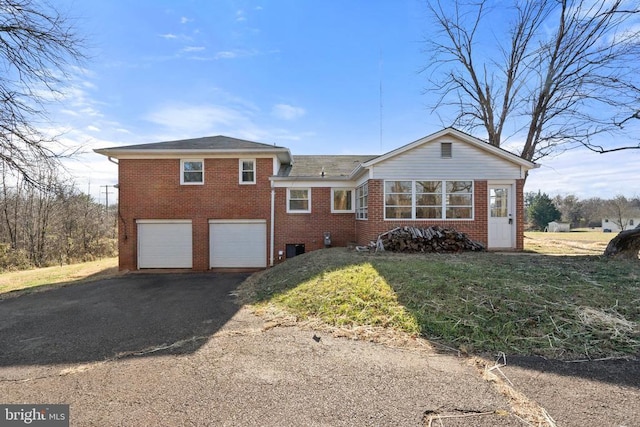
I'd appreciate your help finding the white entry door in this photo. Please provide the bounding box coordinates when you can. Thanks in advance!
[488,185,514,248]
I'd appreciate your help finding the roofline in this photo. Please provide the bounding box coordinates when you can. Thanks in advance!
[94,147,293,163]
[361,127,537,169]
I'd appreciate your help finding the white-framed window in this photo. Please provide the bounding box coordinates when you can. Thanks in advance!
[384,180,473,220]
[287,188,311,213]
[331,188,354,213]
[239,159,256,184]
[355,182,368,220]
[181,159,204,185]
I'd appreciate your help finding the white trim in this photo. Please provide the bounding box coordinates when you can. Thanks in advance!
[180,159,204,185]
[270,187,275,267]
[287,188,311,213]
[239,158,256,185]
[94,149,291,164]
[270,178,353,187]
[331,188,355,213]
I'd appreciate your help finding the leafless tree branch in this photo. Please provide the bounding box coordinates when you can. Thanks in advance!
[423,0,640,164]
[0,0,84,188]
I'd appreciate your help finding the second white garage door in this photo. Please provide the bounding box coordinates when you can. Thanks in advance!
[209,220,267,268]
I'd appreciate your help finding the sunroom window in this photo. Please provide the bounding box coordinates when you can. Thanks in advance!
[384,180,473,219]
[355,183,368,220]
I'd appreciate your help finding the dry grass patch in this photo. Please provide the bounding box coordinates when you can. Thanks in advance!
[0,257,119,297]
[525,231,613,255]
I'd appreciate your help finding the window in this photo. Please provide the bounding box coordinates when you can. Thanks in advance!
[239,159,256,184]
[332,188,354,212]
[441,142,452,158]
[384,180,473,220]
[287,188,310,213]
[181,159,204,184]
[356,183,368,220]
[385,181,412,219]
[416,181,442,219]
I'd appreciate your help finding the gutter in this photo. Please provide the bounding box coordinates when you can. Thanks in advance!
[270,184,275,267]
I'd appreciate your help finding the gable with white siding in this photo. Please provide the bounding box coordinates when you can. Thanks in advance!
[363,130,532,180]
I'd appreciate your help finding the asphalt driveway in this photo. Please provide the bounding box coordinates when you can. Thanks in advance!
[1,274,638,426]
[0,273,248,366]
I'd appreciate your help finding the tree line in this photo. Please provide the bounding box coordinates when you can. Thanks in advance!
[526,192,640,231]
[0,167,116,271]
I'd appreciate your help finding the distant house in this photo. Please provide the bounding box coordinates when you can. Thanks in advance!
[602,218,640,232]
[94,127,537,271]
[547,221,571,232]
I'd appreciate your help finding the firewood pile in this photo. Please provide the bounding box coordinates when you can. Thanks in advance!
[376,226,485,253]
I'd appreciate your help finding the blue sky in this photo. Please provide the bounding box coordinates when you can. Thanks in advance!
[49,0,638,203]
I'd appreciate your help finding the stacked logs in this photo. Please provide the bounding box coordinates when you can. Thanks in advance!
[376,226,485,253]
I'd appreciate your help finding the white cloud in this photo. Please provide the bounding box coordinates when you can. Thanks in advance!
[272,104,306,120]
[180,17,192,24]
[159,33,178,39]
[183,46,205,52]
[87,125,101,132]
[144,104,254,136]
[236,10,246,22]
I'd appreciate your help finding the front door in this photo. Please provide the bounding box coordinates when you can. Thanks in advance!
[488,185,513,248]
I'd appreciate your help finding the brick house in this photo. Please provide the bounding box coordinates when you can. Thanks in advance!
[95,127,536,271]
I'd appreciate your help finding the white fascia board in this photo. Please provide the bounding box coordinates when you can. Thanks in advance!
[94,148,292,163]
[270,178,355,188]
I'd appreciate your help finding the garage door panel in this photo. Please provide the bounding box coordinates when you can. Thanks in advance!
[138,221,192,269]
[210,221,266,268]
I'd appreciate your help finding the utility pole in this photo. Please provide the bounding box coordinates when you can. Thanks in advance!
[101,185,114,214]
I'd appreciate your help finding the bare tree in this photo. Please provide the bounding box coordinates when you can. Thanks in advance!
[0,0,84,186]
[604,195,640,231]
[424,0,640,162]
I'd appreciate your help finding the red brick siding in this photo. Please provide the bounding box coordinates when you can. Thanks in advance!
[355,179,489,247]
[273,187,356,262]
[117,158,526,270]
[118,158,273,271]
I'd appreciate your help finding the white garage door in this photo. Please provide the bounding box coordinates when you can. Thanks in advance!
[137,220,192,269]
[209,220,267,268]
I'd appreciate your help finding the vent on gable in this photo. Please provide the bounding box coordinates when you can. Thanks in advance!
[441,142,452,158]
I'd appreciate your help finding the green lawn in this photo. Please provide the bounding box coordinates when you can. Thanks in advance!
[240,248,639,360]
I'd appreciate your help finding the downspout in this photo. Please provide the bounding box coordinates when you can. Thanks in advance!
[108,156,118,165]
[270,183,275,267]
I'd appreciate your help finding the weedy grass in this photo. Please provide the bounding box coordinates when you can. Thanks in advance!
[0,257,119,296]
[240,248,639,359]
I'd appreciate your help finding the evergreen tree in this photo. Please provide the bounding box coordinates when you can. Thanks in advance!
[527,192,561,230]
